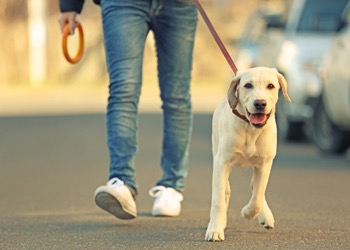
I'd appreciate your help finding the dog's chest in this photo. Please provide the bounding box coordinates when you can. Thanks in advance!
[227,132,272,168]
[229,145,262,168]
[229,151,264,168]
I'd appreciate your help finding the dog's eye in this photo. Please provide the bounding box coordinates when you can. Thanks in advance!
[267,83,275,89]
[244,83,253,89]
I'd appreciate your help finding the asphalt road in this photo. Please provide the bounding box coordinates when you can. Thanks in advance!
[0,113,349,249]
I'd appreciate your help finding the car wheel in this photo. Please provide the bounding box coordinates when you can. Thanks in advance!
[312,97,350,154]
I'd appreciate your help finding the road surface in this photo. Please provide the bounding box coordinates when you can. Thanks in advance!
[1,113,349,249]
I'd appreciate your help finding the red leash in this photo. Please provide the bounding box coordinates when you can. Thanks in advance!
[194,0,238,75]
[194,0,250,123]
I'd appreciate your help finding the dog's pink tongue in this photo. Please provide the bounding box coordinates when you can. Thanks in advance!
[249,113,267,124]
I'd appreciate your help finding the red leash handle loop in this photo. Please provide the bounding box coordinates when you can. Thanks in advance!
[194,0,238,75]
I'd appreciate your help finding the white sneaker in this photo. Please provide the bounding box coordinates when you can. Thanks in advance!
[149,186,183,217]
[94,178,137,220]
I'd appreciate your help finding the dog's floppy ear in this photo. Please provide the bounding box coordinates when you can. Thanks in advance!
[227,74,241,109]
[276,72,292,103]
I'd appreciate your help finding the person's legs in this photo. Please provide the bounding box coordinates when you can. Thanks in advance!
[95,0,153,220]
[151,0,198,192]
[101,0,151,192]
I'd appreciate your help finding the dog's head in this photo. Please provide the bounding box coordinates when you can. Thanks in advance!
[227,67,291,128]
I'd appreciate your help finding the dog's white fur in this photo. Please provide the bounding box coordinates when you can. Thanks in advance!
[205,67,291,242]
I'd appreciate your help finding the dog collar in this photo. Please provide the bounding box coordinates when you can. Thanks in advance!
[232,109,249,124]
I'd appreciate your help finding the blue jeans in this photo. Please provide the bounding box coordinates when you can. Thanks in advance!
[101,0,198,192]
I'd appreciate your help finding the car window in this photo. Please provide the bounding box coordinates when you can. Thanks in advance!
[297,0,348,32]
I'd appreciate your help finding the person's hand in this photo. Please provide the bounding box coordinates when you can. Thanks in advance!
[58,12,79,35]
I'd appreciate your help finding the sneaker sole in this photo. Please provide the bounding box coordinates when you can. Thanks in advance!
[95,191,136,220]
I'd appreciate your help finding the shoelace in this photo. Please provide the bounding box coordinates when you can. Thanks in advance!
[149,186,183,201]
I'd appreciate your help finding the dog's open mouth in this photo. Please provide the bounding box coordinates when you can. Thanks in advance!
[246,110,271,128]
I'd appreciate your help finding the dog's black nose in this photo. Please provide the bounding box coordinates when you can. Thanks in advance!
[254,100,267,111]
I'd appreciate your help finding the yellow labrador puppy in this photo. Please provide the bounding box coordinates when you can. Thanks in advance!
[205,67,291,242]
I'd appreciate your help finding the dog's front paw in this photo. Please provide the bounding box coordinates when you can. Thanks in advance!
[258,210,275,229]
[205,229,225,242]
[241,204,261,220]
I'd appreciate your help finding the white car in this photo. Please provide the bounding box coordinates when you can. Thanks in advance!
[260,0,349,141]
[313,11,350,154]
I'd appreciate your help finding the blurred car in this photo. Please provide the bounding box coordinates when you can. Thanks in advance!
[234,13,264,70]
[312,9,350,154]
[235,6,286,70]
[259,0,349,141]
